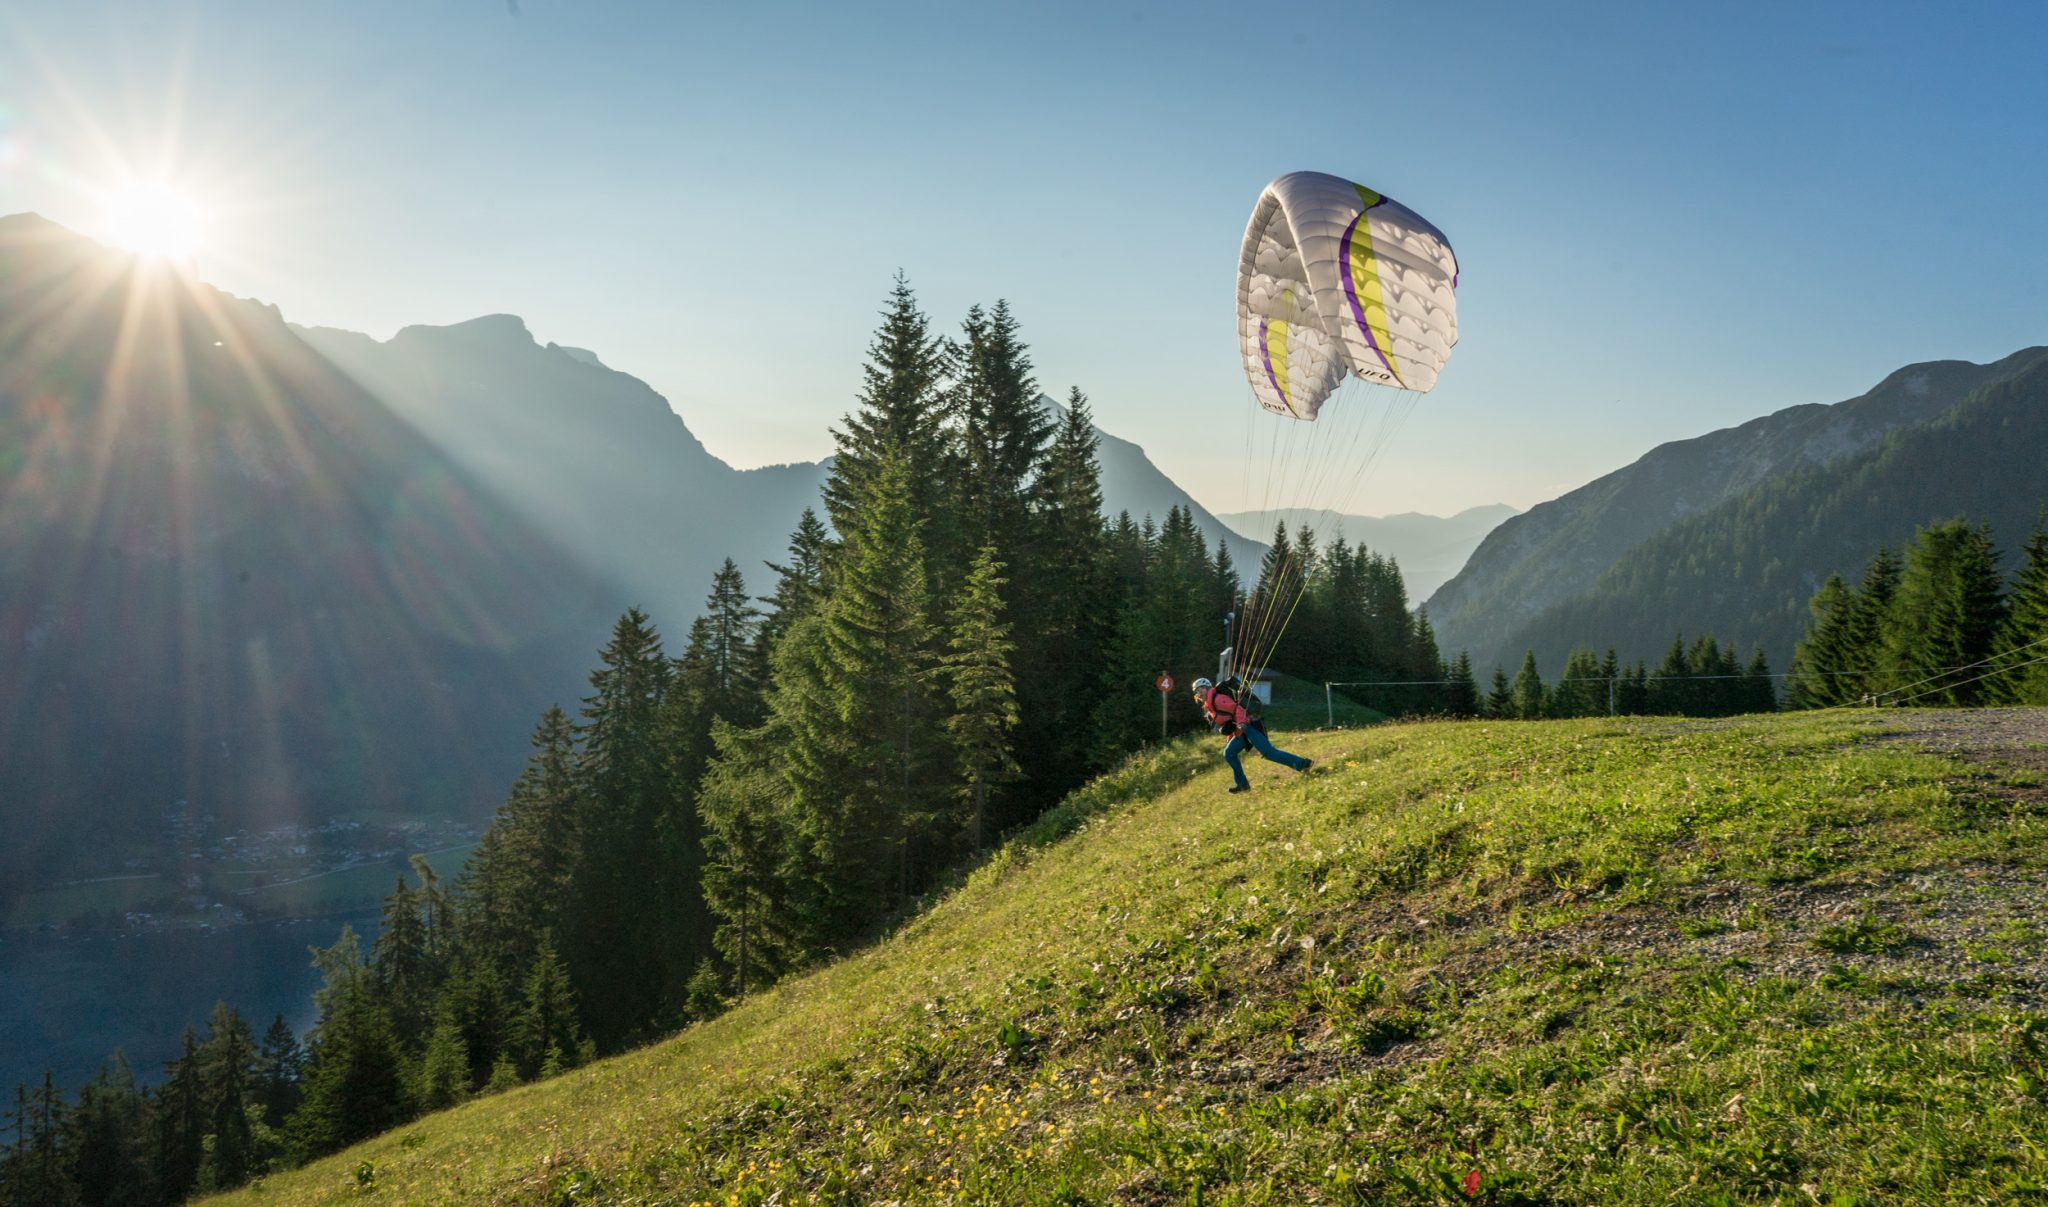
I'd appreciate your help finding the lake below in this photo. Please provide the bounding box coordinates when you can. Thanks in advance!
[0,911,378,1093]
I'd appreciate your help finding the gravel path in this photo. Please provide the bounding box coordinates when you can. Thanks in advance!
[1874,705,2048,760]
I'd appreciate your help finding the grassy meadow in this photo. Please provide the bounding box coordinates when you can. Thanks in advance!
[209,711,2048,1204]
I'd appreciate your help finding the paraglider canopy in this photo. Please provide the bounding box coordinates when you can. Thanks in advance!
[1236,171,1459,420]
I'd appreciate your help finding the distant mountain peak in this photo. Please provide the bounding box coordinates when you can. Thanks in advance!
[393,312,536,348]
[0,211,83,242]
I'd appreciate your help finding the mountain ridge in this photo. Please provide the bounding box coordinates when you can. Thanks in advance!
[1487,354,2048,675]
[1425,347,2048,668]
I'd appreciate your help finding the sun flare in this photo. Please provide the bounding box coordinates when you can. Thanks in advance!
[104,184,204,259]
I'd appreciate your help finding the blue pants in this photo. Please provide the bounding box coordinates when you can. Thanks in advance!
[1224,724,1308,788]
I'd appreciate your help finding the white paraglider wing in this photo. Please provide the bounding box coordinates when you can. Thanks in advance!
[1236,171,1459,419]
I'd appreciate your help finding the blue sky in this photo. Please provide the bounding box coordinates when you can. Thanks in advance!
[2,0,2044,515]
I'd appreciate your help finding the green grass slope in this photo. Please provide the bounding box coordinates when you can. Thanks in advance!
[212,714,2048,1205]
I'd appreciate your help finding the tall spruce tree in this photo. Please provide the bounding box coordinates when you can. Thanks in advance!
[1444,651,1481,718]
[759,508,833,653]
[152,1030,205,1204]
[1484,666,1513,718]
[696,719,806,994]
[1743,646,1777,713]
[371,876,434,1049]
[1553,647,1605,718]
[1994,516,2048,704]
[943,547,1021,852]
[1029,388,1116,800]
[1790,574,1858,707]
[665,560,765,970]
[823,274,953,570]
[460,704,582,974]
[193,1001,257,1193]
[65,1053,151,1207]
[1511,651,1547,720]
[1880,520,2007,705]
[563,609,678,1050]
[288,927,409,1161]
[1648,635,1691,715]
[253,1015,304,1129]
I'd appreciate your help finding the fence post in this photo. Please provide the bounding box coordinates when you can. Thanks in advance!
[1326,682,1334,729]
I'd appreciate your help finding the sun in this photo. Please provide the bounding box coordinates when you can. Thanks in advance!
[104,184,204,259]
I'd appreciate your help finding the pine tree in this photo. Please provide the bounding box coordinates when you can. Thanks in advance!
[943,547,1021,852]
[1648,635,1691,715]
[1511,651,1547,720]
[1789,574,1858,707]
[729,448,940,960]
[513,938,587,1080]
[664,561,766,976]
[1484,666,1513,718]
[1092,507,1213,755]
[152,1029,205,1203]
[1443,651,1481,718]
[1242,521,1297,674]
[414,1000,471,1112]
[949,300,1050,562]
[1623,660,1651,714]
[1553,647,1605,718]
[437,959,512,1094]
[759,508,834,651]
[1027,388,1116,800]
[194,1001,257,1192]
[1407,611,1445,716]
[823,274,953,563]
[460,704,582,976]
[64,1053,151,1207]
[697,719,805,994]
[563,608,677,1050]
[1845,546,1902,699]
[1993,516,2048,704]
[1744,646,1777,713]
[371,876,434,1049]
[1686,635,1736,716]
[9,1074,77,1207]
[253,1014,305,1128]
[288,927,410,1161]
[1880,520,2006,705]
[815,448,939,915]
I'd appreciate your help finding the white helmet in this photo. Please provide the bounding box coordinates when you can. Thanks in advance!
[1192,677,1213,694]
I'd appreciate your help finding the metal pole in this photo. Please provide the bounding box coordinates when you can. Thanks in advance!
[1608,675,1616,716]
[1326,682,1334,729]
[1161,676,1169,740]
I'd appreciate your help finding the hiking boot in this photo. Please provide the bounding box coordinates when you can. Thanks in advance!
[1228,784,1251,794]
[1299,758,1314,774]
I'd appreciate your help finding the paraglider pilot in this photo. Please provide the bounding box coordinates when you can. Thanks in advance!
[1193,677,1311,794]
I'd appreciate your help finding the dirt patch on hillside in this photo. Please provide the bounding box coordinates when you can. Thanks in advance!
[1877,705,2048,766]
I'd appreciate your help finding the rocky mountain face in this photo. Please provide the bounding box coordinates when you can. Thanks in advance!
[1425,348,2048,669]
[295,318,829,629]
[1219,504,1518,601]
[0,215,612,901]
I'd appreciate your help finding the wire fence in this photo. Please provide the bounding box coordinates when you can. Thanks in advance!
[1314,638,2048,726]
